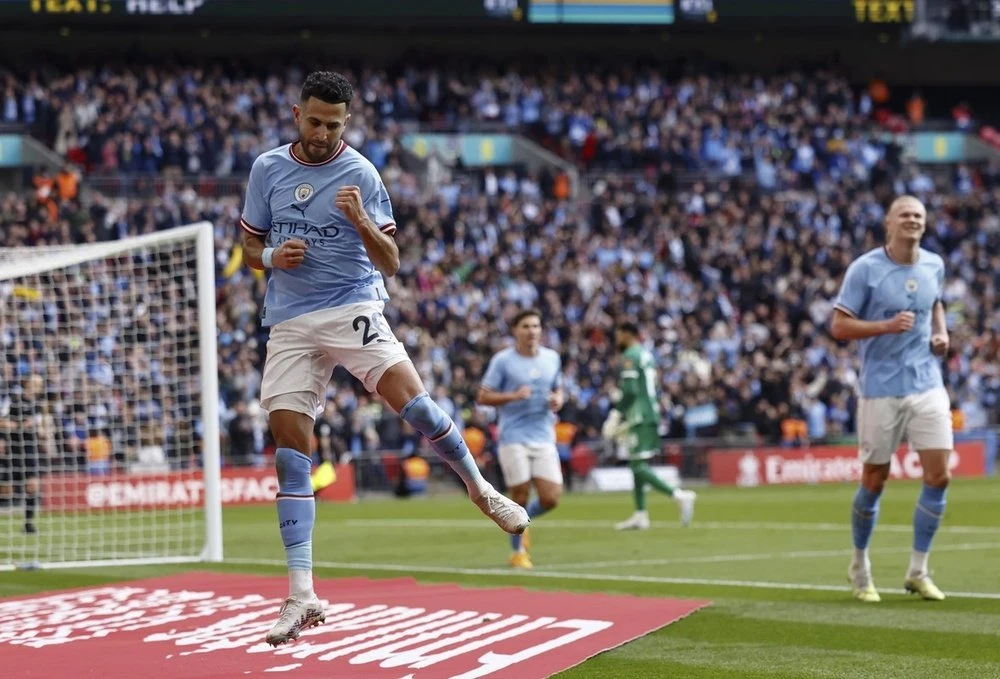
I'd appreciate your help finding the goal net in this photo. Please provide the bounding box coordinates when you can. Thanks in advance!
[0,222,222,570]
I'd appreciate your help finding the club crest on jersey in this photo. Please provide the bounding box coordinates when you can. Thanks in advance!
[294,183,314,202]
[905,278,918,293]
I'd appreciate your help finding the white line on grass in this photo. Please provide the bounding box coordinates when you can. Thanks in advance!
[342,518,1000,535]
[224,557,1000,600]
[552,542,1000,570]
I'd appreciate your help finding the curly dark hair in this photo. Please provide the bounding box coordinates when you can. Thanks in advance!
[300,71,354,108]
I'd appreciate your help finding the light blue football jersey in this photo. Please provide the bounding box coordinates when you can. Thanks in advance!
[240,141,396,327]
[481,347,563,445]
[834,246,945,399]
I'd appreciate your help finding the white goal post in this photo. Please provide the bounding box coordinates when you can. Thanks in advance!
[0,222,223,570]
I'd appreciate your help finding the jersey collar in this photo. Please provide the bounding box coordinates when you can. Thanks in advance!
[289,139,347,166]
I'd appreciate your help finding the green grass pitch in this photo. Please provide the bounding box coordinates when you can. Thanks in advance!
[4,478,1000,678]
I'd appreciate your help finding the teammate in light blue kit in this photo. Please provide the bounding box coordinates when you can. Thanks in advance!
[476,309,564,569]
[240,72,529,646]
[831,195,952,603]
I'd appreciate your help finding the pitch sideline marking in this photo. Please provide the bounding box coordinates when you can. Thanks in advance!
[224,557,1000,600]
[554,541,1000,570]
[340,519,1000,535]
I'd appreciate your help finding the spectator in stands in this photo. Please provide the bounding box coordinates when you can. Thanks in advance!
[906,91,926,129]
[56,164,79,202]
[395,452,430,498]
[227,401,256,468]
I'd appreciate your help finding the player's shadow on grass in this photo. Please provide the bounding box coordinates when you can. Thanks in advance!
[826,594,940,607]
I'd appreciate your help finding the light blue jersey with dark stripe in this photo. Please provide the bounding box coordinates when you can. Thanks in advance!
[240,141,396,327]
[834,246,945,399]
[482,347,563,445]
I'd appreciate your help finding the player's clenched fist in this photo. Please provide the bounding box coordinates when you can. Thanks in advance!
[883,311,915,334]
[272,239,308,269]
[335,185,368,227]
[548,390,564,412]
[930,333,949,356]
[513,385,533,401]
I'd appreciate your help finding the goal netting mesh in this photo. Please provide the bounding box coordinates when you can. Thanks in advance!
[0,222,222,570]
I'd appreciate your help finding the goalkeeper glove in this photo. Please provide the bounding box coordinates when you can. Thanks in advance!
[601,409,629,442]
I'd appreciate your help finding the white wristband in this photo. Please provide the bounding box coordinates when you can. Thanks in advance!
[261,247,275,268]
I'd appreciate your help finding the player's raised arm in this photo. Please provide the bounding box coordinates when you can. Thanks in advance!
[477,354,531,406]
[830,308,915,341]
[548,356,564,412]
[829,258,913,341]
[477,386,533,406]
[336,178,399,277]
[930,261,950,356]
[239,157,307,271]
[930,301,949,355]
[242,231,266,270]
[240,158,273,270]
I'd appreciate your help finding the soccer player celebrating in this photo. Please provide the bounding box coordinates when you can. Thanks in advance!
[240,71,529,646]
[603,322,696,530]
[831,195,951,603]
[476,309,565,569]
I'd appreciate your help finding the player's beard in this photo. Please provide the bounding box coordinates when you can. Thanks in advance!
[301,139,335,163]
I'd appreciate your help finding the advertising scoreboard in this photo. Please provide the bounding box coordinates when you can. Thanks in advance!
[0,0,916,26]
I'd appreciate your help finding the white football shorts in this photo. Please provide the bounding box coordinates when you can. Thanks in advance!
[497,442,563,487]
[260,301,410,418]
[856,386,954,464]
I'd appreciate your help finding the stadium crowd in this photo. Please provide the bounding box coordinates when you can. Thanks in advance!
[2,62,924,179]
[1,61,998,481]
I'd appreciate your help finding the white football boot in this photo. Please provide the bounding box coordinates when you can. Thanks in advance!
[265,596,326,646]
[473,487,530,534]
[615,511,651,531]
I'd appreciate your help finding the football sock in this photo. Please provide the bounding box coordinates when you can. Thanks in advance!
[851,485,882,569]
[631,460,675,511]
[911,484,946,577]
[400,392,490,496]
[632,471,647,511]
[276,447,315,599]
[511,498,547,551]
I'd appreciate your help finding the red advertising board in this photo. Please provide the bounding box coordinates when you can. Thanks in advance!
[0,573,710,679]
[709,441,986,487]
[41,464,355,511]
